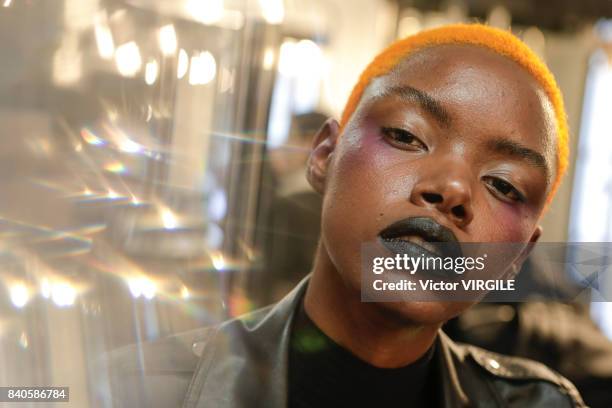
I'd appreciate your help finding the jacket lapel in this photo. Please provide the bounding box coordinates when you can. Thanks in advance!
[183,277,309,408]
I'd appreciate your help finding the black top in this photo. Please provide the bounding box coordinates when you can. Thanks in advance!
[288,299,438,408]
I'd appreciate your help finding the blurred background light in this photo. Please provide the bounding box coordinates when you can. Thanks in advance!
[207,223,224,249]
[10,283,30,308]
[487,5,511,29]
[397,8,422,38]
[40,279,51,299]
[118,136,142,153]
[81,128,105,146]
[145,59,159,85]
[218,67,235,93]
[19,331,28,349]
[180,285,190,299]
[211,252,226,271]
[259,0,284,25]
[189,51,217,85]
[51,282,77,307]
[263,47,275,70]
[94,13,114,59]
[186,0,224,25]
[53,34,82,86]
[522,26,546,59]
[158,24,177,56]
[63,0,97,31]
[115,41,142,77]
[160,207,178,229]
[277,39,323,77]
[277,40,297,76]
[208,188,227,221]
[398,15,421,38]
[177,48,190,78]
[127,277,156,300]
[104,161,127,174]
[295,40,322,75]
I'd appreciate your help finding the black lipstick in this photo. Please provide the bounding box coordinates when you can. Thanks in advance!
[378,217,463,276]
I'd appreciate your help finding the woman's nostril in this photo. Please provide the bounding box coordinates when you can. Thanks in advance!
[422,192,443,204]
[452,205,466,218]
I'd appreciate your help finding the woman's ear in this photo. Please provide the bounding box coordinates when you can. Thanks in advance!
[307,119,340,194]
[507,226,542,278]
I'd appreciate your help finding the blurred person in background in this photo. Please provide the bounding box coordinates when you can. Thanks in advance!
[106,24,587,407]
[261,112,327,304]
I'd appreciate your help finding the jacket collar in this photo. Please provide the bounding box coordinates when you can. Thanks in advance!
[184,275,473,408]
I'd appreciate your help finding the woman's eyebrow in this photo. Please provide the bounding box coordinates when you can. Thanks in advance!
[374,86,550,176]
[378,85,452,127]
[487,137,550,177]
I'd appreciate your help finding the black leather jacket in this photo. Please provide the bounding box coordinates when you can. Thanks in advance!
[104,277,586,407]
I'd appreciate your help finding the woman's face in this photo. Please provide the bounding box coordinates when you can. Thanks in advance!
[311,44,557,324]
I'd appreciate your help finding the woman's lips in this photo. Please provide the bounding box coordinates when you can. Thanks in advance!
[378,216,463,259]
[385,235,443,256]
[377,239,453,278]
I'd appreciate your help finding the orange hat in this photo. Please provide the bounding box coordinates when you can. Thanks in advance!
[340,23,568,204]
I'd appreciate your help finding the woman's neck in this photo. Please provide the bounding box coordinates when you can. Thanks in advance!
[303,245,440,368]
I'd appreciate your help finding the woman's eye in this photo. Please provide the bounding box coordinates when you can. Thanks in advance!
[484,176,525,203]
[381,127,427,151]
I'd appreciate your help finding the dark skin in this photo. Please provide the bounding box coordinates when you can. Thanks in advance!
[304,44,558,368]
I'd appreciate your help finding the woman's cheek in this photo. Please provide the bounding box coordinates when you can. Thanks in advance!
[483,205,535,242]
[336,133,391,187]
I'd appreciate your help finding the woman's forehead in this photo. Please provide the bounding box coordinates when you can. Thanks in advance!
[378,44,549,108]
